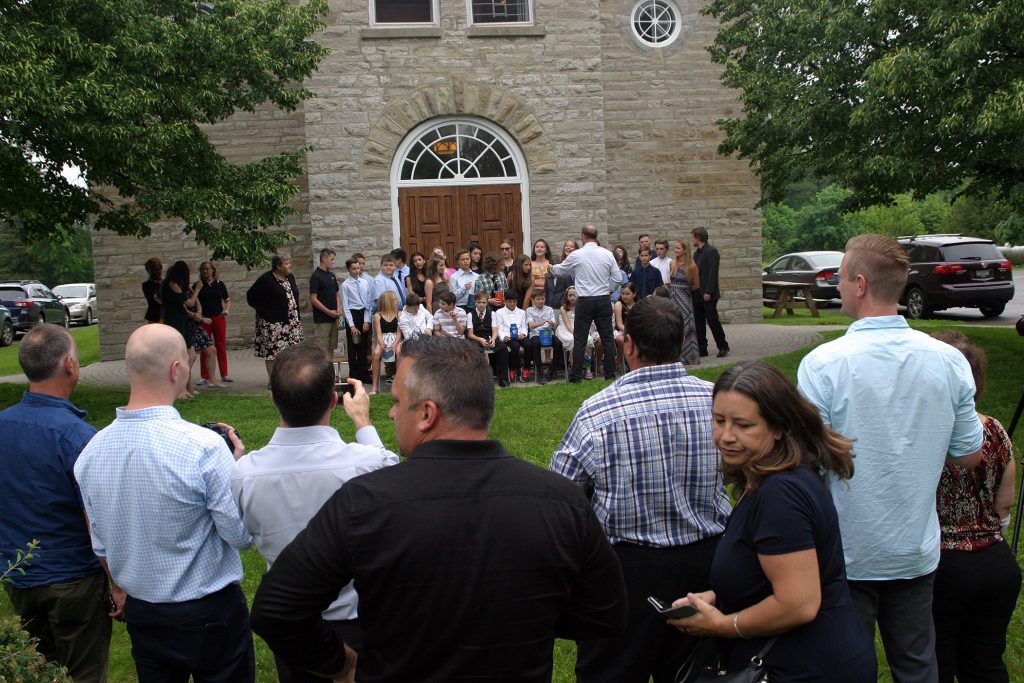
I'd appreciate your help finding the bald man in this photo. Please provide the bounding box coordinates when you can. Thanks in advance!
[75,324,256,683]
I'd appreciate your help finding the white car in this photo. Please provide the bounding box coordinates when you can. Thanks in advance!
[53,283,97,325]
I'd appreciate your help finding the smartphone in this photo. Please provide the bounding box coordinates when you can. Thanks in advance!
[336,384,356,400]
[647,596,698,619]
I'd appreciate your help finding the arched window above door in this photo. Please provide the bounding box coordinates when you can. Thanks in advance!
[399,122,520,182]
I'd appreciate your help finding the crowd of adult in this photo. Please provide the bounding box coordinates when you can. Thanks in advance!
[0,233,1018,683]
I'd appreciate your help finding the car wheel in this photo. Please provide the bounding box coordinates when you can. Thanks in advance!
[904,287,930,320]
[85,308,94,326]
[62,310,70,329]
[0,320,12,347]
[979,303,1005,318]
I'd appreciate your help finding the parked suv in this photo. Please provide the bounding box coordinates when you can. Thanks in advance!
[897,235,1014,319]
[0,281,70,333]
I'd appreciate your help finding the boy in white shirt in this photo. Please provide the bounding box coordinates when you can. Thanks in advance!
[449,249,479,311]
[525,290,562,385]
[494,290,528,385]
[398,293,434,343]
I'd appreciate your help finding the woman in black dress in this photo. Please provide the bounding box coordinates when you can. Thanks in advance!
[245,254,304,382]
[669,362,875,682]
[160,261,202,397]
[142,257,163,323]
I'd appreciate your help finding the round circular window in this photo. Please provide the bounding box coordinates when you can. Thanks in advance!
[631,0,681,47]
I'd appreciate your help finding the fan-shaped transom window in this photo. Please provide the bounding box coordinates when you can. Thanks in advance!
[400,122,520,182]
[631,0,681,47]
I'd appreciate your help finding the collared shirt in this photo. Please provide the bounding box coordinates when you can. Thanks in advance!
[449,269,480,307]
[473,271,508,299]
[797,315,983,581]
[549,242,621,297]
[371,272,405,311]
[342,274,370,328]
[434,306,467,336]
[650,256,672,286]
[75,405,252,602]
[550,363,731,547]
[494,306,528,340]
[398,307,434,340]
[0,392,100,587]
[232,425,398,621]
[525,305,557,339]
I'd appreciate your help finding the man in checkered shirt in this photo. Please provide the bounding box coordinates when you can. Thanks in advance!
[550,296,731,683]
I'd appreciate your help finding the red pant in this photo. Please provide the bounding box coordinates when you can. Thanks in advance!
[200,314,229,379]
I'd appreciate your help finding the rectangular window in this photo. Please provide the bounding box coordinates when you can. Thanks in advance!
[373,0,435,24]
[469,0,531,24]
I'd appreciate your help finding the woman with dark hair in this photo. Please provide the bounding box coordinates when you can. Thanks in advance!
[161,261,206,397]
[930,331,1020,683]
[425,254,449,314]
[669,361,875,682]
[142,257,163,323]
[468,242,484,275]
[246,254,304,381]
[509,254,535,310]
[473,252,509,310]
[194,261,231,385]
[406,251,428,300]
[611,244,632,304]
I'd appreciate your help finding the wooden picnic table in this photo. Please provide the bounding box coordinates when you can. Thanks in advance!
[763,281,820,318]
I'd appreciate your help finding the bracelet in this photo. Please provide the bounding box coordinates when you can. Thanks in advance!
[733,612,748,639]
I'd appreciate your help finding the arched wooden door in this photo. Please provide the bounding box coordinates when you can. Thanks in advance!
[392,118,528,260]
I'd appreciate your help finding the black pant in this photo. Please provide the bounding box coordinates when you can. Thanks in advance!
[346,309,370,383]
[573,295,616,380]
[576,536,720,683]
[693,297,727,354]
[495,338,524,377]
[124,583,255,683]
[933,542,1021,683]
[528,335,563,377]
[276,618,362,683]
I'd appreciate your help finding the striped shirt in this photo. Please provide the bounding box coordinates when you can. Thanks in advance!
[550,363,731,547]
[75,406,252,602]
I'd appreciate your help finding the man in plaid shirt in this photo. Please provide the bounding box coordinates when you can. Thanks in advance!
[550,296,731,683]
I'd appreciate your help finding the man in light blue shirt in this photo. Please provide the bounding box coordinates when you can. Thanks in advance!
[797,234,982,683]
[371,253,405,311]
[75,324,255,682]
[233,342,398,682]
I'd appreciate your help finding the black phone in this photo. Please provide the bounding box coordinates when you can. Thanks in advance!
[201,423,236,452]
[647,596,698,619]
[336,384,356,399]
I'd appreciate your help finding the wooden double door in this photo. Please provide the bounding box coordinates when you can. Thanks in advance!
[398,184,523,260]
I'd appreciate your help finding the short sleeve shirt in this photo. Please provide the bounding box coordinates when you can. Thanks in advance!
[310,268,340,323]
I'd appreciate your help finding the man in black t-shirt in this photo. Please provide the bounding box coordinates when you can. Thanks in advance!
[310,248,342,356]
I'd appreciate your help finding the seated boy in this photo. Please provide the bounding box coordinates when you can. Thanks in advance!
[398,292,434,342]
[433,291,468,337]
[494,290,528,386]
[467,291,496,351]
[525,290,562,386]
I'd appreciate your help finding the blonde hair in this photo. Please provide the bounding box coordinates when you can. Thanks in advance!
[376,291,398,318]
[670,240,698,284]
[843,234,909,303]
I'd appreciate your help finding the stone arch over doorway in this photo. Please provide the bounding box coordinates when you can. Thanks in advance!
[361,78,556,182]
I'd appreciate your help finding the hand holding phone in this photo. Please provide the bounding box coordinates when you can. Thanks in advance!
[647,596,698,619]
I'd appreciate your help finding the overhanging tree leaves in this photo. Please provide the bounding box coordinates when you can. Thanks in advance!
[0,0,329,267]
[703,0,1024,212]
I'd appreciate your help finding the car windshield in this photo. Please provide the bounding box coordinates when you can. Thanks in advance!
[54,285,89,298]
[940,243,1003,261]
[806,253,844,269]
[0,288,26,300]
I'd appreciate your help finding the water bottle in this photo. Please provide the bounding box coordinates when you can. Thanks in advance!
[352,328,361,345]
[510,323,518,340]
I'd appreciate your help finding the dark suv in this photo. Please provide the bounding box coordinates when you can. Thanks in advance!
[897,235,1014,319]
[0,280,71,333]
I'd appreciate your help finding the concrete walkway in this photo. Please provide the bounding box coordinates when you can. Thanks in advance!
[0,323,845,393]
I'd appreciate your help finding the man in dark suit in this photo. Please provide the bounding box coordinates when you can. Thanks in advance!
[691,228,730,358]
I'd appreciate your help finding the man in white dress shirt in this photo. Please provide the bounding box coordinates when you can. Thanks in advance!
[232,341,398,682]
[549,225,621,382]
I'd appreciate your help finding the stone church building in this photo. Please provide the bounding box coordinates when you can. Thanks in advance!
[92,0,762,360]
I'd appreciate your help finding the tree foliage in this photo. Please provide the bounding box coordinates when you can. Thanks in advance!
[0,0,329,267]
[0,222,95,286]
[704,0,1024,212]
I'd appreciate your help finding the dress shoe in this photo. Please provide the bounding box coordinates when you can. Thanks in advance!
[699,350,709,358]
[716,347,731,358]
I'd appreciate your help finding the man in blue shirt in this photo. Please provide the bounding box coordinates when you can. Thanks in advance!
[75,324,255,682]
[798,234,983,683]
[370,253,405,311]
[550,297,731,683]
[0,324,115,683]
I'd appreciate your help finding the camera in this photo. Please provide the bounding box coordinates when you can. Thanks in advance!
[336,383,356,400]
[201,423,236,452]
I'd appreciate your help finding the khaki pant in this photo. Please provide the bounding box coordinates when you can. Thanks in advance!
[314,321,340,355]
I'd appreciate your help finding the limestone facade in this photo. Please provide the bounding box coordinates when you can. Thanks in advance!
[94,0,761,360]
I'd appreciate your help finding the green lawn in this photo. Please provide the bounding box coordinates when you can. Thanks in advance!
[0,324,99,376]
[2,323,1023,682]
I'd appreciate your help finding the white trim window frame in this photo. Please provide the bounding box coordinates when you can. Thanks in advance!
[369,0,441,27]
[466,0,533,26]
[630,0,681,48]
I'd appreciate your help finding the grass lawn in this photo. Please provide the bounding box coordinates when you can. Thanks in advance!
[0,324,100,376]
[2,322,1023,682]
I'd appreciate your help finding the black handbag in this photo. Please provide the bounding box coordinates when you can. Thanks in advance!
[677,637,777,683]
